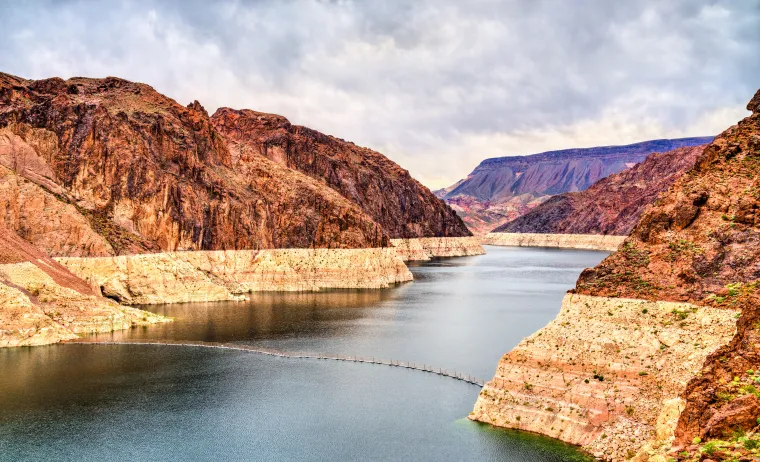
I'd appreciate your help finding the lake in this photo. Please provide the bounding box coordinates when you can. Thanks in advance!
[0,246,608,461]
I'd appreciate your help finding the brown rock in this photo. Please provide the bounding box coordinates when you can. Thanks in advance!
[0,72,393,254]
[701,394,760,439]
[495,145,705,235]
[210,108,470,239]
[573,88,760,448]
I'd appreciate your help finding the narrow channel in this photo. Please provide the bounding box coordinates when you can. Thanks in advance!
[0,246,607,461]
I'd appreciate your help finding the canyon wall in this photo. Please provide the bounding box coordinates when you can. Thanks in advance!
[437,137,712,234]
[481,233,626,252]
[471,294,738,461]
[495,145,705,235]
[57,248,413,305]
[474,90,760,460]
[211,108,471,239]
[390,237,485,261]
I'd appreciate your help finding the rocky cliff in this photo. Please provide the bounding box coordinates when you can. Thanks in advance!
[210,108,471,239]
[0,73,391,254]
[437,138,712,234]
[0,226,167,347]
[495,145,705,235]
[473,90,760,461]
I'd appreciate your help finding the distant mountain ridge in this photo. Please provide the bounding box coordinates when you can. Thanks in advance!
[436,137,713,233]
[494,144,706,235]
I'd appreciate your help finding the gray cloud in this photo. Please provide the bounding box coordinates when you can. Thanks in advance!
[1,0,758,187]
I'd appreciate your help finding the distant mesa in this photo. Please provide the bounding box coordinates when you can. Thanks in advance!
[494,144,706,235]
[437,137,713,234]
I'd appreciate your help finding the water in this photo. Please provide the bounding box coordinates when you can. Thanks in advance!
[0,246,608,461]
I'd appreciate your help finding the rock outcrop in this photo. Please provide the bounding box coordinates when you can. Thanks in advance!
[0,226,167,347]
[480,233,626,251]
[0,73,391,254]
[390,237,485,261]
[0,71,486,322]
[473,90,760,461]
[57,248,412,305]
[471,294,738,461]
[437,138,712,234]
[574,90,760,459]
[495,145,705,235]
[211,108,472,240]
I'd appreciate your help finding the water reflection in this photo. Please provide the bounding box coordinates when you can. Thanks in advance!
[0,246,607,461]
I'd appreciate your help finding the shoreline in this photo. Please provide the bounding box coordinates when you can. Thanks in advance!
[56,247,414,305]
[470,293,739,461]
[390,236,485,261]
[480,233,626,252]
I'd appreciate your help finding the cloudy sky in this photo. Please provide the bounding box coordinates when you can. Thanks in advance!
[2,1,758,188]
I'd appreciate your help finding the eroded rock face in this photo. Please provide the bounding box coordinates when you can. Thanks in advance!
[437,138,712,233]
[571,90,760,457]
[57,248,413,305]
[210,108,471,239]
[495,146,705,235]
[0,73,389,254]
[480,233,626,251]
[0,226,167,347]
[389,237,485,261]
[470,294,738,461]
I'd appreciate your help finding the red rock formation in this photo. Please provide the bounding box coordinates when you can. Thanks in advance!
[0,73,390,255]
[210,108,471,239]
[495,145,705,235]
[576,89,760,457]
[438,138,712,233]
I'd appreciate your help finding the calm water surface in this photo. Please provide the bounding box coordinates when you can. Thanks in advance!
[0,246,607,461]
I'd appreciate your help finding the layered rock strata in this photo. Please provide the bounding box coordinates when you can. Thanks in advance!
[390,237,485,261]
[481,233,626,251]
[474,90,760,461]
[57,248,413,305]
[437,137,712,233]
[471,294,739,461]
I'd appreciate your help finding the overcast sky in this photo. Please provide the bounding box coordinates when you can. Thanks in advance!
[2,1,758,188]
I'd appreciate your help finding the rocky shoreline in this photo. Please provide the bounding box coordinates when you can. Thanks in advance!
[390,237,485,261]
[481,233,626,251]
[470,293,739,461]
[57,247,414,305]
[0,261,168,347]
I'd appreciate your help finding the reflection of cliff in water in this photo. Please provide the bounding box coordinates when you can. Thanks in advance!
[80,288,407,344]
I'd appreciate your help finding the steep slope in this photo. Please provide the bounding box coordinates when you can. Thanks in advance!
[438,138,712,233]
[0,73,388,255]
[494,145,705,235]
[576,90,760,457]
[472,90,759,461]
[211,108,472,239]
